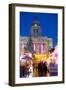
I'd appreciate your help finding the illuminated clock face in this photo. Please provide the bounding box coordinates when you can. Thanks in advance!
[34,23,38,27]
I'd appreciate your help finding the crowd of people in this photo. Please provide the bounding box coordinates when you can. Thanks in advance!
[20,46,58,78]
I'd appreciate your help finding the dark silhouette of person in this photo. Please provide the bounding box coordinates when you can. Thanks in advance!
[38,61,49,77]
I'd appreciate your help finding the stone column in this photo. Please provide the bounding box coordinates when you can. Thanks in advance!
[33,43,35,51]
[41,44,43,54]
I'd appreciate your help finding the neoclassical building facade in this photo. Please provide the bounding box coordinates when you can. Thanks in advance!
[20,19,53,55]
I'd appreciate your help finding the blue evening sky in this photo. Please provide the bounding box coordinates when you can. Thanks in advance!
[20,12,58,47]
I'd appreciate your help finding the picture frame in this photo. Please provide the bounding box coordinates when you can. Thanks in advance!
[9,3,65,86]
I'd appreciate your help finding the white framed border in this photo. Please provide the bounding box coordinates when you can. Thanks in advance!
[15,5,63,84]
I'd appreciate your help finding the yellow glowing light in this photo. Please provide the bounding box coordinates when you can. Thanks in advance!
[33,53,52,62]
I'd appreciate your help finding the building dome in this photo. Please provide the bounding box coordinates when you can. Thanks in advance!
[32,20,40,26]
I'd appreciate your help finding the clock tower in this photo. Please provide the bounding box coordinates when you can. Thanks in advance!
[31,19,41,37]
